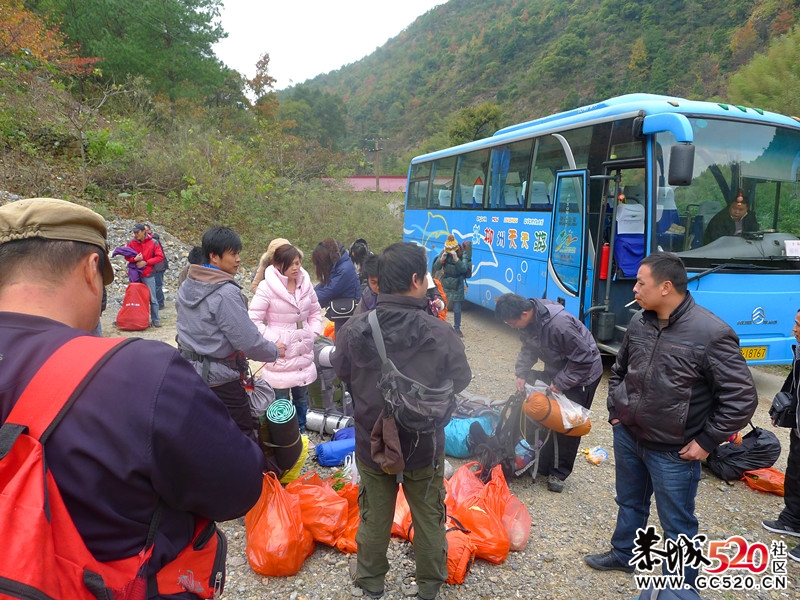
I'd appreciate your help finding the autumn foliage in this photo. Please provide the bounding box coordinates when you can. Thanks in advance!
[0,0,99,76]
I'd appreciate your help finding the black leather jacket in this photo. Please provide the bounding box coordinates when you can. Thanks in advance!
[607,292,758,452]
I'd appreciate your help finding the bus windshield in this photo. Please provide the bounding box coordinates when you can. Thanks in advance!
[657,118,800,264]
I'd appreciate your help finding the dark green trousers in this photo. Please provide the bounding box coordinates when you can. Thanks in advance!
[355,457,448,599]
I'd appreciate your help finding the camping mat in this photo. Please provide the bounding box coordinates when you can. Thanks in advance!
[266,399,302,470]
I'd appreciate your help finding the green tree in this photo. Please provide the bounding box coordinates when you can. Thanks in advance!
[728,26,800,116]
[33,0,228,104]
[448,101,503,145]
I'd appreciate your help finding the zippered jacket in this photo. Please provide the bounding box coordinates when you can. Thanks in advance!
[607,292,758,452]
[514,298,602,392]
[248,265,322,389]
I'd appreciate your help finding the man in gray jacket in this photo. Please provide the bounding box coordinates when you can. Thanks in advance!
[495,293,603,492]
[176,226,285,442]
[585,252,758,589]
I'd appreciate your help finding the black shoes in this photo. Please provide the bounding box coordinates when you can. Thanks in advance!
[584,550,635,573]
[762,519,800,538]
[547,474,565,493]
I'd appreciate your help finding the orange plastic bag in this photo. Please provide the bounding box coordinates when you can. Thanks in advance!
[487,467,533,552]
[524,392,591,436]
[391,486,413,540]
[286,471,348,545]
[245,472,315,577]
[408,516,475,585]
[742,468,785,496]
[450,464,510,564]
[447,461,485,506]
[334,482,360,554]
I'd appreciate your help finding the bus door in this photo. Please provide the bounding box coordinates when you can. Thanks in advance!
[545,169,590,318]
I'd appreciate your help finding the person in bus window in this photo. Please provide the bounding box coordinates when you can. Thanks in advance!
[702,189,759,244]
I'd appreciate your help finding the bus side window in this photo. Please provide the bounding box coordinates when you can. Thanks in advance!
[528,180,551,210]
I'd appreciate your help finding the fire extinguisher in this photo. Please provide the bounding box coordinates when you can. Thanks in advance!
[599,243,610,280]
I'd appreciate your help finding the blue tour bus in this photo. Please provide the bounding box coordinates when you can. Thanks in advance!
[403,94,800,364]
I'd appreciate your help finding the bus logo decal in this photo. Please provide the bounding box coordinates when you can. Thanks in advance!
[736,307,776,326]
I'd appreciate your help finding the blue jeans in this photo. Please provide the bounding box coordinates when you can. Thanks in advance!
[141,275,159,324]
[274,385,309,433]
[452,300,462,331]
[153,270,165,307]
[610,423,701,586]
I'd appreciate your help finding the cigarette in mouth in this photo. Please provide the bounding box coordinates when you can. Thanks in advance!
[625,299,638,307]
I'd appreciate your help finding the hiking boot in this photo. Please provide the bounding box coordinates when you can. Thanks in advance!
[585,550,635,573]
[350,584,383,599]
[547,474,564,493]
[789,545,800,563]
[762,519,800,538]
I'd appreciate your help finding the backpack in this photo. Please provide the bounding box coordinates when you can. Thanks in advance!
[466,392,551,483]
[0,336,150,599]
[706,424,781,482]
[367,310,455,434]
[116,282,151,331]
[1,336,230,600]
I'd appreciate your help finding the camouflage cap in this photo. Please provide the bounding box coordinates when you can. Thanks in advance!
[0,198,114,284]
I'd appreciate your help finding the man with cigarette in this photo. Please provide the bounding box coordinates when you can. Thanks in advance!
[585,252,757,589]
[495,293,602,493]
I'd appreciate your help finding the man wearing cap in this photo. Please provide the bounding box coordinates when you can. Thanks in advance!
[127,222,164,327]
[0,198,265,597]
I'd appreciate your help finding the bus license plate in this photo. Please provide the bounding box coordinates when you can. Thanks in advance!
[741,346,767,361]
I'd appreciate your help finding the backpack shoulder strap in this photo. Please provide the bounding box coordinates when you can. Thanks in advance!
[7,336,133,442]
[367,310,389,364]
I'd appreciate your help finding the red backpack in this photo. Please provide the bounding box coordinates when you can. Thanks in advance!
[116,282,151,331]
[0,336,227,599]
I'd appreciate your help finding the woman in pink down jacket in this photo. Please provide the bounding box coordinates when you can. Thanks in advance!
[248,243,323,432]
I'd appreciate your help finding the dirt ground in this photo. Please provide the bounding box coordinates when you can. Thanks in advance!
[102,301,797,600]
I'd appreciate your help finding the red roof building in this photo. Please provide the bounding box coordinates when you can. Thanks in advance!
[324,175,406,193]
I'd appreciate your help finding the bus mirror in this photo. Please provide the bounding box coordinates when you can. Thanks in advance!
[668,143,694,186]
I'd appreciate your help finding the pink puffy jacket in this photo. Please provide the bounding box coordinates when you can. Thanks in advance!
[248,265,323,389]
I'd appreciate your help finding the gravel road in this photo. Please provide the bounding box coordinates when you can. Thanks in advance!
[102,293,797,600]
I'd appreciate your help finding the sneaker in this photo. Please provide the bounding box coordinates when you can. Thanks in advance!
[151,321,162,328]
[789,545,800,563]
[585,550,635,573]
[547,474,565,493]
[762,519,800,538]
[455,329,463,338]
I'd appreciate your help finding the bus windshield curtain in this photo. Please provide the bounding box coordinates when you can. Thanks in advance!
[490,148,511,208]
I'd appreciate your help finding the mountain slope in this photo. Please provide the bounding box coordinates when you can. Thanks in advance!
[302,0,797,159]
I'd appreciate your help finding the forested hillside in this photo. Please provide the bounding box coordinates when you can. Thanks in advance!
[300,0,799,168]
[2,0,800,253]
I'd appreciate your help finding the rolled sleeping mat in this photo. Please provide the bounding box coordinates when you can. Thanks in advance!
[266,399,303,470]
[523,392,591,437]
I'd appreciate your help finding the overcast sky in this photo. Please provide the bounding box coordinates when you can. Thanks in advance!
[214,1,446,90]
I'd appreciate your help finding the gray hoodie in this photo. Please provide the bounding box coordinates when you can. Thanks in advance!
[176,264,279,386]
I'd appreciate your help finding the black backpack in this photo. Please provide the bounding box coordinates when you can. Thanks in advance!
[706,424,781,482]
[466,392,551,483]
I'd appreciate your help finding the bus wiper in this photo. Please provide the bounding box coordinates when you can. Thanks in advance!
[687,262,776,283]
